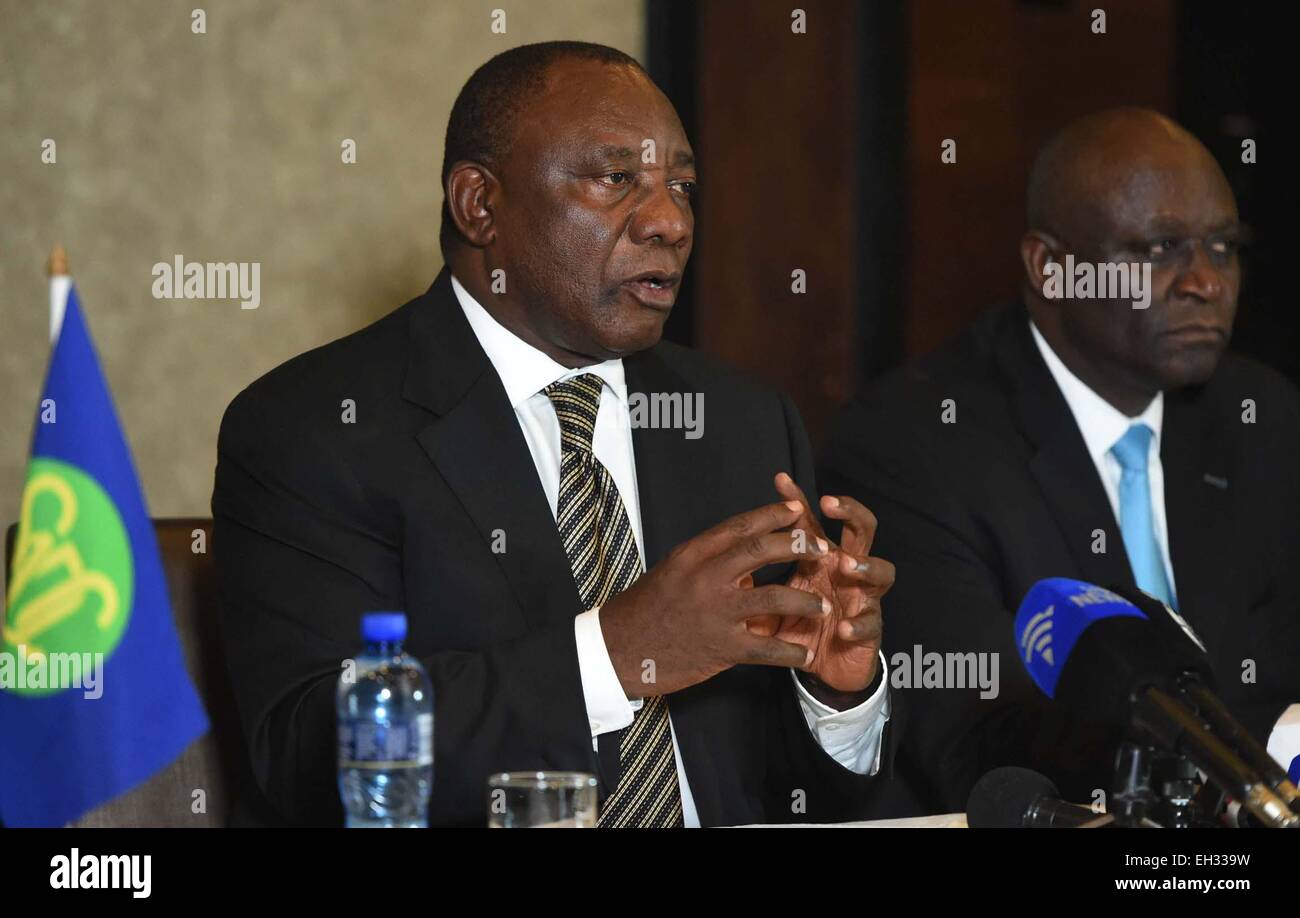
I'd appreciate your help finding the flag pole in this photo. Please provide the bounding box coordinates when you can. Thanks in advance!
[48,244,70,344]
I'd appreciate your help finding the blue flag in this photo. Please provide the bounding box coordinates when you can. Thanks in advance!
[0,286,208,827]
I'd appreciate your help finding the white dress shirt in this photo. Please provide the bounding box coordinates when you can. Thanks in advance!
[1029,320,1176,595]
[450,274,890,826]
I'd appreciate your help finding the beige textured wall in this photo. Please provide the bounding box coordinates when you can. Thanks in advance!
[0,0,645,536]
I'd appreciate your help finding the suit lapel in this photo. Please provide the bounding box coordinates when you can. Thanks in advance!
[1160,387,1235,651]
[624,346,737,822]
[623,347,701,569]
[404,270,582,631]
[996,307,1132,588]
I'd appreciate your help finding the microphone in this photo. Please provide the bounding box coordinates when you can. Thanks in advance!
[1108,584,1300,810]
[1014,578,1299,828]
[1014,579,1202,723]
[967,766,1114,828]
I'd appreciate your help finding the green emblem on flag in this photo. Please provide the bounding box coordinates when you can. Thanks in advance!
[2,457,133,696]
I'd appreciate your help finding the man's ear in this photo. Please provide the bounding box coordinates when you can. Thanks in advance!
[446,161,500,248]
[1020,231,1061,299]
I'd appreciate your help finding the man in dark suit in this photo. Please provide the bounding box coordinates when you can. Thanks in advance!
[213,41,901,827]
[820,108,1300,813]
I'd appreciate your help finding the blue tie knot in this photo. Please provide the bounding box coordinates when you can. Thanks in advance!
[1111,423,1154,472]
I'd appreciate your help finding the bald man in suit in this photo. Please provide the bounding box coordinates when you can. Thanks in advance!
[821,108,1300,811]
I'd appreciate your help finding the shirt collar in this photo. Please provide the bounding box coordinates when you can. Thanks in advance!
[450,273,627,409]
[1028,319,1163,465]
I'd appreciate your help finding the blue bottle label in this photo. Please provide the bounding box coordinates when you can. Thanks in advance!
[339,713,433,768]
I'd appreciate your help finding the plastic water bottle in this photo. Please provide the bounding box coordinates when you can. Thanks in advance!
[337,612,434,827]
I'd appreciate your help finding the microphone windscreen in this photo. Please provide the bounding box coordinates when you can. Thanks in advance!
[1105,584,1216,688]
[967,766,1060,828]
[1014,578,1147,697]
[1014,578,1209,732]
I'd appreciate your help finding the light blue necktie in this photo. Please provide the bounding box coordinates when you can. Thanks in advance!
[1110,423,1176,609]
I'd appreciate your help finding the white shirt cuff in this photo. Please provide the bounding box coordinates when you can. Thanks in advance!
[791,651,891,775]
[574,607,636,747]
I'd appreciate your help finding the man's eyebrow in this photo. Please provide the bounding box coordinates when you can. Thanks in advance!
[1206,217,1243,234]
[1135,215,1242,238]
[592,144,639,161]
[587,145,696,168]
[1133,216,1191,237]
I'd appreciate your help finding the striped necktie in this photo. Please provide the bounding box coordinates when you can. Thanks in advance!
[544,373,684,828]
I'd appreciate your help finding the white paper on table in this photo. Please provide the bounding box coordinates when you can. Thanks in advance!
[735,813,967,828]
[1266,703,1300,775]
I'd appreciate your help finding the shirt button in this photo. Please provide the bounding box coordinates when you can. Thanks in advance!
[824,723,842,732]
[591,721,602,732]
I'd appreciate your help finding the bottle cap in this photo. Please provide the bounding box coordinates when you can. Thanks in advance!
[361,611,407,642]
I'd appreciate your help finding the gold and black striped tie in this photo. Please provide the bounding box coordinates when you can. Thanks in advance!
[544,373,684,828]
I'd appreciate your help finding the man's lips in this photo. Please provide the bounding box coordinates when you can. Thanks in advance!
[1160,324,1227,345]
[620,271,681,309]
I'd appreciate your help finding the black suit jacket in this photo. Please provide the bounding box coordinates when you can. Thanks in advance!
[212,269,903,826]
[819,301,1300,812]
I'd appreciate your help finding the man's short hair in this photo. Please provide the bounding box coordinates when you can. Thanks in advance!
[439,41,645,258]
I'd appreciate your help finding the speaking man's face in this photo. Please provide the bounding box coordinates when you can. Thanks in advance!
[487,59,695,361]
[1059,146,1241,393]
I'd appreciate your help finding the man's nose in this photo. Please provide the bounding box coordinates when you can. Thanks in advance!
[1171,243,1225,302]
[629,181,691,247]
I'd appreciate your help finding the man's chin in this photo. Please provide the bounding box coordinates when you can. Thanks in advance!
[1157,345,1226,390]
[596,299,671,357]
[599,324,666,359]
